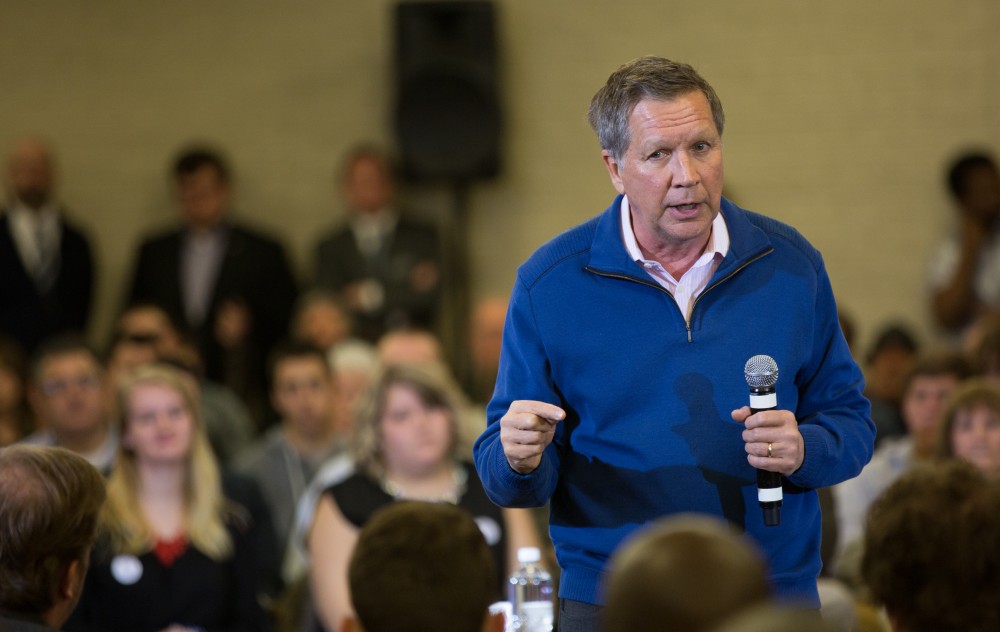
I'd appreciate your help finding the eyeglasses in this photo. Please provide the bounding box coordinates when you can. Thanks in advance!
[41,374,102,397]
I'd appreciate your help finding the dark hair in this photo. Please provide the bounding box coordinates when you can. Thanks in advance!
[173,146,230,183]
[934,378,1000,462]
[861,460,1000,632]
[348,501,497,632]
[587,56,725,161]
[30,334,101,383]
[864,323,918,365]
[267,339,331,383]
[0,445,106,615]
[947,152,997,200]
[902,351,972,395]
[973,317,1000,375]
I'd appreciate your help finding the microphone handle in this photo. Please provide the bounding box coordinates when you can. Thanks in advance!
[750,387,782,527]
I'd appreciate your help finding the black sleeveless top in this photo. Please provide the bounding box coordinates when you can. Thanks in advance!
[325,461,507,596]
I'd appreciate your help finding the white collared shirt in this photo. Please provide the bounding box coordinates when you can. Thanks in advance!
[8,199,61,274]
[350,208,398,259]
[620,196,729,321]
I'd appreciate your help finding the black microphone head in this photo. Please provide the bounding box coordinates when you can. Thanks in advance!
[745,355,779,388]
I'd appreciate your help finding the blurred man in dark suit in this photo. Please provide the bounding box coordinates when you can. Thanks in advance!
[314,145,442,343]
[125,147,297,426]
[0,137,94,353]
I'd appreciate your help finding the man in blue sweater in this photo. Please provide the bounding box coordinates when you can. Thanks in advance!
[473,56,874,631]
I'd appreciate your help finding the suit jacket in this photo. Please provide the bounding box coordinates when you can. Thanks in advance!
[314,216,441,342]
[0,212,94,352]
[125,222,297,402]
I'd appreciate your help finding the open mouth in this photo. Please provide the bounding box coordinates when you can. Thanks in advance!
[668,202,701,213]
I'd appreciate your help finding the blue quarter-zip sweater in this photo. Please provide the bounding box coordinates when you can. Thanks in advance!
[474,196,874,607]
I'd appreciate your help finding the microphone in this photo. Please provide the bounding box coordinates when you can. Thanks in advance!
[744,354,782,527]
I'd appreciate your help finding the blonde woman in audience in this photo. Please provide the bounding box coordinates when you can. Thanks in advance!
[307,363,539,632]
[66,364,270,632]
[935,378,1000,478]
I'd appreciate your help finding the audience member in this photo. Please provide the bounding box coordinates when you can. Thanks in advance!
[0,336,34,446]
[307,364,539,632]
[375,327,484,457]
[278,340,378,588]
[602,514,770,632]
[65,364,271,632]
[861,461,1000,632]
[344,501,504,632]
[290,290,356,354]
[862,324,919,446]
[833,351,970,561]
[125,146,298,427]
[237,342,343,551]
[928,151,1000,335]
[24,336,117,474]
[0,445,106,632]
[314,145,443,343]
[0,137,94,353]
[113,301,186,357]
[375,326,444,366]
[113,302,255,466]
[328,339,379,439]
[838,309,857,356]
[935,378,1000,479]
[462,295,508,405]
[969,314,1000,384]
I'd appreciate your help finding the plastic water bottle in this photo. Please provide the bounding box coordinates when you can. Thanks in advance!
[508,546,553,631]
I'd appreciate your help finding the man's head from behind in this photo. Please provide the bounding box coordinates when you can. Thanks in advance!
[861,460,1000,632]
[346,501,501,632]
[0,445,106,628]
[603,514,771,632]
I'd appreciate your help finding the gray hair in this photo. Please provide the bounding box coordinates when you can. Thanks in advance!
[587,56,725,161]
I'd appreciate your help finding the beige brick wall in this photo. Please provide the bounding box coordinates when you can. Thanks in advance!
[2,0,997,354]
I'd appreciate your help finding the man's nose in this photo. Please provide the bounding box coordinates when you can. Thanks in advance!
[671,152,699,187]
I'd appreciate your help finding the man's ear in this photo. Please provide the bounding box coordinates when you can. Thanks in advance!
[58,558,85,600]
[340,614,363,632]
[601,150,626,195]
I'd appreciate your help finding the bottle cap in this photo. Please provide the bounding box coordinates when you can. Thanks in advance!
[517,546,541,564]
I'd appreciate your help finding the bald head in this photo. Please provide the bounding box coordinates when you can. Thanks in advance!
[7,137,56,210]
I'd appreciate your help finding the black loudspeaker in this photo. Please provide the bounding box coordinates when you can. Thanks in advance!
[394,1,501,181]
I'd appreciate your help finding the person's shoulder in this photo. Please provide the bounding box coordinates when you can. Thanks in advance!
[228,221,287,249]
[136,225,184,249]
[517,211,606,287]
[729,203,823,271]
[314,223,352,249]
[58,212,92,241]
[325,469,374,501]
